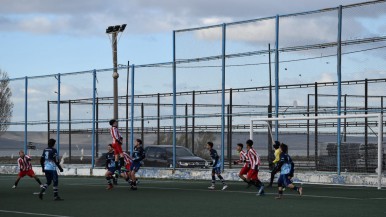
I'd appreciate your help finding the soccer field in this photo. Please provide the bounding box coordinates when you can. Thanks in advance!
[0,175,385,217]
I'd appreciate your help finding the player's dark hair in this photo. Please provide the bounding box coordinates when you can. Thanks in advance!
[273,141,280,149]
[237,143,243,148]
[246,139,253,147]
[108,144,112,148]
[207,141,214,148]
[280,143,288,154]
[136,138,143,145]
[109,119,116,126]
[48,138,56,148]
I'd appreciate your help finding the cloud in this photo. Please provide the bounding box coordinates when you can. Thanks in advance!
[0,0,382,37]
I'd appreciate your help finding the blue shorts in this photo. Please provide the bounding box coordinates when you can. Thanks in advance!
[212,167,221,175]
[277,174,292,187]
[44,170,59,187]
[107,167,116,174]
[130,161,141,172]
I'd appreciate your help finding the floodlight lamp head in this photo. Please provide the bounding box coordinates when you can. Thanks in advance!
[113,25,120,32]
[120,24,127,32]
[106,26,114,34]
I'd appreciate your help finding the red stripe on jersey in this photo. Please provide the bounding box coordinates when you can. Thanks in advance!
[123,152,132,164]
[110,127,121,143]
[17,156,32,171]
[239,150,249,167]
[247,148,260,167]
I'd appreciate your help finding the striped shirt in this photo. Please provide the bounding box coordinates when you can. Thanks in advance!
[17,155,32,171]
[110,126,122,144]
[123,152,133,164]
[239,150,249,167]
[247,148,260,169]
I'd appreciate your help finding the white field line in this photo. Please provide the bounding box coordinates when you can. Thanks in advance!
[0,210,72,217]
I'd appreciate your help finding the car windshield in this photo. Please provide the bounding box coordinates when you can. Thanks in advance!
[164,147,194,157]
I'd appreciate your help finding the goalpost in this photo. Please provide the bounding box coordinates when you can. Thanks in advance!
[250,114,384,189]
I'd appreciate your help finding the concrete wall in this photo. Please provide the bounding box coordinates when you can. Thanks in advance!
[1,165,384,187]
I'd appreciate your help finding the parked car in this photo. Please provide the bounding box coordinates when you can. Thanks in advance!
[143,145,208,168]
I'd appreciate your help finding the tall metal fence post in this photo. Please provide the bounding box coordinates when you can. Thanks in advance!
[141,103,144,144]
[24,76,28,154]
[172,30,177,169]
[157,93,160,145]
[185,103,188,148]
[192,90,195,154]
[307,94,310,159]
[274,14,280,141]
[69,100,72,163]
[91,69,96,168]
[365,78,368,172]
[130,65,135,154]
[47,101,50,143]
[221,23,226,171]
[314,82,318,169]
[57,73,61,155]
[126,62,130,152]
[337,5,343,175]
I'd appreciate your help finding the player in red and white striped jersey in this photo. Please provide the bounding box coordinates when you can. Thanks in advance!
[109,119,125,174]
[245,139,265,196]
[12,150,43,189]
[233,143,250,185]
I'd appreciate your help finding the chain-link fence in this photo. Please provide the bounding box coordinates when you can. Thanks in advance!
[1,1,385,174]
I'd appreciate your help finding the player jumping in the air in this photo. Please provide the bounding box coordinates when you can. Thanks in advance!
[207,142,228,190]
[109,119,125,174]
[39,139,64,201]
[245,139,265,196]
[233,143,250,186]
[12,150,43,189]
[275,143,303,199]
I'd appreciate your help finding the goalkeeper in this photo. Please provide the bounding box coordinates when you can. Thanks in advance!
[268,141,281,187]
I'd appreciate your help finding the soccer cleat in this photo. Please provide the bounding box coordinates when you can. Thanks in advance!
[130,186,137,190]
[113,179,118,185]
[54,196,63,201]
[12,185,16,189]
[298,187,303,196]
[106,184,113,190]
[40,184,44,189]
[208,185,215,190]
[257,185,265,196]
[136,179,140,185]
[222,185,228,191]
[275,195,282,199]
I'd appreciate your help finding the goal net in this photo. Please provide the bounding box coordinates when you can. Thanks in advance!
[249,114,384,189]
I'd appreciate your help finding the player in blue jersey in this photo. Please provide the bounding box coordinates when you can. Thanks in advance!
[206,142,228,190]
[129,139,145,190]
[105,144,116,190]
[275,143,302,199]
[39,138,64,201]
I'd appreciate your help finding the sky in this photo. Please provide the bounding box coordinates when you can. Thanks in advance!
[1,0,385,133]
[0,0,375,78]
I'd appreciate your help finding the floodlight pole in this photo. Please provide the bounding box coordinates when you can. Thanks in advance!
[112,31,119,120]
[106,24,126,120]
